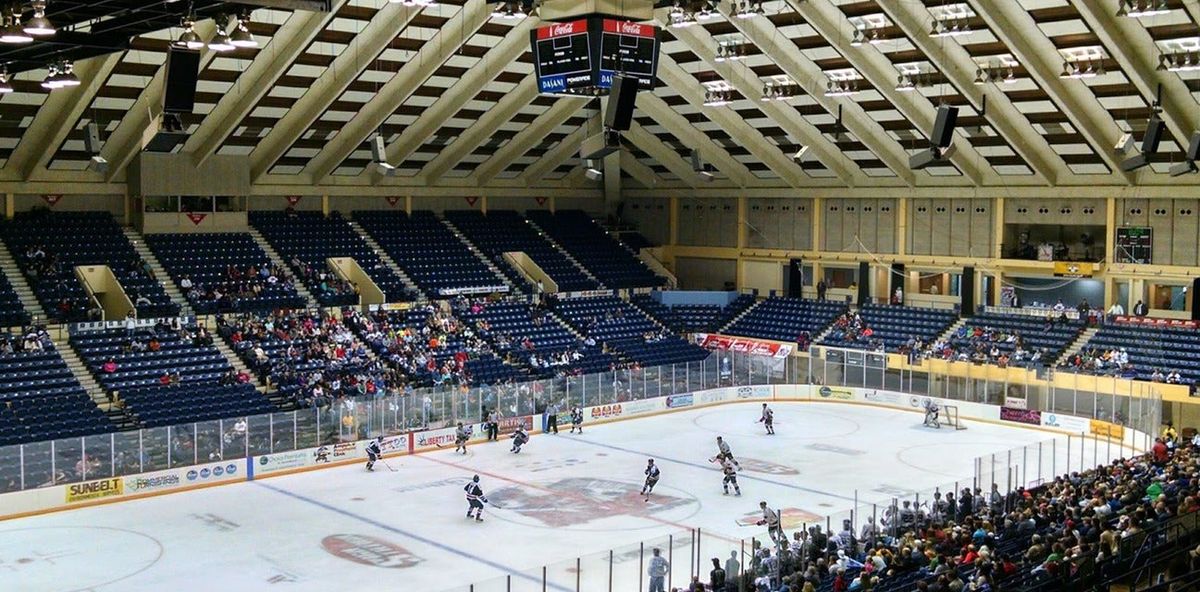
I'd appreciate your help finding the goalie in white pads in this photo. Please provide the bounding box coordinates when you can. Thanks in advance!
[510,425,529,453]
[641,459,660,500]
[364,435,384,471]
[464,475,487,522]
[923,399,941,429]
[721,458,741,496]
[454,422,472,454]
[759,404,775,435]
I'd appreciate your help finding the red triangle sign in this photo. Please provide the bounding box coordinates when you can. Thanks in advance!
[535,196,547,206]
[465,196,478,207]
[42,194,62,206]
[386,196,401,207]
[286,195,301,206]
[186,212,207,225]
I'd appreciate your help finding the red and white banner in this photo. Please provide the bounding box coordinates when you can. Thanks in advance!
[1112,315,1197,330]
[693,333,793,358]
[286,195,302,206]
[536,19,587,40]
[42,194,62,207]
[185,212,207,226]
[386,196,401,207]
[601,19,657,38]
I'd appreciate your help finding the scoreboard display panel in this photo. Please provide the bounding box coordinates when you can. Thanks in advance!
[531,18,660,95]
[531,19,593,94]
[1115,227,1153,264]
[597,19,659,90]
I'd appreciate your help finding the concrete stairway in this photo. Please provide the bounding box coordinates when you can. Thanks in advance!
[346,220,423,299]
[1057,326,1099,366]
[122,228,192,316]
[934,317,968,344]
[245,228,316,308]
[0,240,47,321]
[523,218,605,289]
[438,217,523,291]
[53,336,108,407]
[717,298,764,333]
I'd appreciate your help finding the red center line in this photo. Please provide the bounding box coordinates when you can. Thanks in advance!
[415,453,745,544]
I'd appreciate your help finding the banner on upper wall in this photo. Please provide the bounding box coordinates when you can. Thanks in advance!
[693,333,793,358]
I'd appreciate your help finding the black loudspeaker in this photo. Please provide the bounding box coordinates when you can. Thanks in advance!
[857,261,870,306]
[787,259,803,298]
[931,105,959,148]
[163,47,201,114]
[1192,278,1200,320]
[604,75,638,132]
[1186,131,1200,162]
[890,263,905,302]
[961,266,975,317]
[1141,115,1165,155]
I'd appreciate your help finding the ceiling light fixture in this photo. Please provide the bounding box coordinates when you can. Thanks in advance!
[208,15,235,52]
[824,80,859,97]
[929,17,971,38]
[1,11,33,44]
[23,1,54,36]
[229,13,258,48]
[56,60,79,88]
[703,89,734,107]
[1119,0,1173,17]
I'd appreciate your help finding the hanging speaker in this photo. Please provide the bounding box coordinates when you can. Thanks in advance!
[1186,131,1200,162]
[604,75,638,132]
[931,105,959,148]
[370,135,386,162]
[84,122,101,155]
[1141,115,1165,155]
[163,47,201,114]
[960,266,975,317]
[857,261,870,306]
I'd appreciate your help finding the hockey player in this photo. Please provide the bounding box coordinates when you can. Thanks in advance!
[464,475,488,522]
[757,501,783,543]
[758,403,775,435]
[570,406,583,434]
[510,425,529,453]
[364,435,383,471]
[923,399,941,429]
[712,436,740,468]
[454,422,471,455]
[641,459,660,501]
[721,457,741,496]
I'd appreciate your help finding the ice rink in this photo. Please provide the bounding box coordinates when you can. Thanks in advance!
[0,401,1128,592]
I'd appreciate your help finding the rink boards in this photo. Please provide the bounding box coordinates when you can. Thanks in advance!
[0,383,1144,520]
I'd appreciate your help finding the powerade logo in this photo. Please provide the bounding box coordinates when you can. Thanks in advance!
[213,466,224,477]
[226,464,237,475]
[199,468,211,479]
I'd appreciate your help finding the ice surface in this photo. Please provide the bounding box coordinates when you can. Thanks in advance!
[0,401,1129,592]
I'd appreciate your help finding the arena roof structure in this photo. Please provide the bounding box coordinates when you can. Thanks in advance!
[1,0,1199,193]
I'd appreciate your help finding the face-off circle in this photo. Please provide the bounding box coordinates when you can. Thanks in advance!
[0,525,163,591]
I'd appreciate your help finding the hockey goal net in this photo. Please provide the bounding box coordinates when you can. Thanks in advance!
[942,405,967,430]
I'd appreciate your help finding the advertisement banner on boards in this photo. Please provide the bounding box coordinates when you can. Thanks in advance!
[693,333,794,358]
[1000,407,1042,426]
[1041,413,1091,433]
[1090,420,1126,440]
[666,393,694,409]
[66,477,123,503]
[816,386,854,401]
[125,460,240,494]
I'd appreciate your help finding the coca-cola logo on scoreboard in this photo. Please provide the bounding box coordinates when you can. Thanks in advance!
[321,534,424,568]
[620,21,644,35]
[551,22,578,36]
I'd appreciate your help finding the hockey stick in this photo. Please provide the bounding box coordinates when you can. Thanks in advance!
[486,501,504,510]
[379,458,398,472]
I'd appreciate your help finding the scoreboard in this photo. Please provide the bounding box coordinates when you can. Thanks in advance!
[1115,227,1153,264]
[531,18,660,95]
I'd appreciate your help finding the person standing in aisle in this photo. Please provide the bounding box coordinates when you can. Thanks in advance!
[647,547,669,592]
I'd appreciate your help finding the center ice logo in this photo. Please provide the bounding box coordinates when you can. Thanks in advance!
[488,477,693,528]
[321,534,424,568]
[735,507,822,530]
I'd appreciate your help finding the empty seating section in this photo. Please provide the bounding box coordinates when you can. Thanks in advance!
[146,233,306,313]
[724,297,847,344]
[551,296,660,344]
[354,211,507,297]
[0,337,109,446]
[631,293,757,333]
[444,210,599,293]
[825,304,958,352]
[954,312,1084,366]
[0,271,30,327]
[525,210,664,289]
[248,211,411,305]
[1,212,179,322]
[612,338,711,366]
[1078,324,1200,383]
[70,324,273,427]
